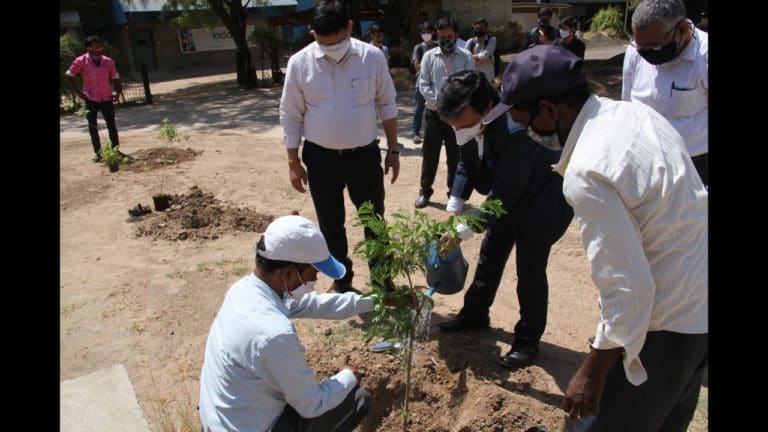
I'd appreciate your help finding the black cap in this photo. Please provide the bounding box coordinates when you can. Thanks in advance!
[482,44,587,124]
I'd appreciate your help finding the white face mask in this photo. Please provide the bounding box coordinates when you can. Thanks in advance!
[318,35,351,63]
[421,33,432,42]
[560,29,571,39]
[453,121,482,146]
[575,30,583,38]
[290,279,317,300]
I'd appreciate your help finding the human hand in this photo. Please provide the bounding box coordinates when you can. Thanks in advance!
[340,364,363,382]
[289,163,308,193]
[384,152,400,184]
[439,232,460,254]
[563,347,621,420]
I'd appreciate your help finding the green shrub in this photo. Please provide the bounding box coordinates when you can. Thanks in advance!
[158,118,189,145]
[60,33,84,109]
[589,5,628,38]
[100,139,130,167]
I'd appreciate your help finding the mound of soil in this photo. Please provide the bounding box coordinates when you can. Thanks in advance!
[303,320,568,432]
[135,186,274,241]
[123,147,202,172]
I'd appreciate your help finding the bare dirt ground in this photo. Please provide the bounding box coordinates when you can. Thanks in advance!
[60,36,707,431]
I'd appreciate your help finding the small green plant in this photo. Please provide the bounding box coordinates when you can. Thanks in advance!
[589,5,628,38]
[158,118,189,145]
[100,139,130,169]
[353,200,504,431]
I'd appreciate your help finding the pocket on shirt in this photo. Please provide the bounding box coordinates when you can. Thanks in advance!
[667,85,706,118]
[351,78,374,107]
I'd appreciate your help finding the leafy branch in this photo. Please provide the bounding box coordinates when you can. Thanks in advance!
[353,199,504,430]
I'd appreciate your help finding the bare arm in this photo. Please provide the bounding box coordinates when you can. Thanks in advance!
[112,78,123,102]
[564,347,624,420]
[65,75,85,101]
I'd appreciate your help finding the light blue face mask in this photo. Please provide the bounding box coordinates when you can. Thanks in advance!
[506,113,526,134]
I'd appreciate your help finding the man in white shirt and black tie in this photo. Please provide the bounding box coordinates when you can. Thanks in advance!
[501,44,707,431]
[280,0,400,293]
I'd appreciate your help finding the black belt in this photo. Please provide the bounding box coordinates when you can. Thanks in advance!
[304,139,380,155]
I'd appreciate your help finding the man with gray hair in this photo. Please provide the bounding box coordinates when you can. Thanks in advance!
[622,0,708,186]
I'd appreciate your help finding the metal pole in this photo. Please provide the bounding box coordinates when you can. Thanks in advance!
[624,0,630,34]
[141,64,153,105]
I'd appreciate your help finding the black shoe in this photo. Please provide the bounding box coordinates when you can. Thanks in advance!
[499,341,540,369]
[438,315,490,333]
[93,154,103,163]
[414,194,430,209]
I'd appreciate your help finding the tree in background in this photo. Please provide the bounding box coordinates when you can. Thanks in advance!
[589,5,629,38]
[379,0,424,67]
[60,0,113,35]
[162,0,263,89]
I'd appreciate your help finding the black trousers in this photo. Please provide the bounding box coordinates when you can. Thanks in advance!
[271,386,369,432]
[458,192,573,342]
[577,331,708,432]
[302,141,385,284]
[691,153,708,187]
[85,99,119,154]
[419,109,459,197]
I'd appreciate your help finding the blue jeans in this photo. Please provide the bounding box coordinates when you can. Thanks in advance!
[412,88,426,135]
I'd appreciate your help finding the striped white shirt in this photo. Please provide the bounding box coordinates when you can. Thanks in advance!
[622,25,708,157]
[199,273,374,431]
[417,46,475,111]
[279,37,397,150]
[554,95,708,386]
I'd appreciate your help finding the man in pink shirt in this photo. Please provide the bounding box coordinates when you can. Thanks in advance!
[65,35,123,162]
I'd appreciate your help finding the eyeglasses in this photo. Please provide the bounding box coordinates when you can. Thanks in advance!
[630,21,680,51]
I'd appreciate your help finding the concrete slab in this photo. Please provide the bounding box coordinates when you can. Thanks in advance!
[61,364,150,432]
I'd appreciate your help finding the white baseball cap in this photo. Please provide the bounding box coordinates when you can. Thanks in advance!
[257,215,346,279]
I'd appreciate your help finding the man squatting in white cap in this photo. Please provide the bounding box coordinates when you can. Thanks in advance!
[198,215,376,432]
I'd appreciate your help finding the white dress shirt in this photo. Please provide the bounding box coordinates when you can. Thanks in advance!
[280,37,397,150]
[622,25,708,157]
[199,273,374,431]
[417,46,475,111]
[554,95,708,386]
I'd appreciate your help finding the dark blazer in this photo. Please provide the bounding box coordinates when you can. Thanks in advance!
[450,112,573,239]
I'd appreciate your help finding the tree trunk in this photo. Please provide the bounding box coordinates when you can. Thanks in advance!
[348,0,362,37]
[235,47,257,89]
[207,0,257,89]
